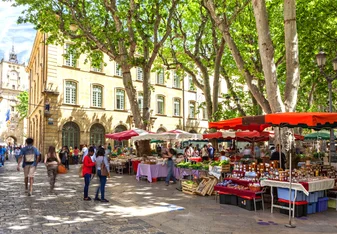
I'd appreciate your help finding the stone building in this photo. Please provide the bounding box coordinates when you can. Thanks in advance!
[0,46,29,145]
[27,31,227,155]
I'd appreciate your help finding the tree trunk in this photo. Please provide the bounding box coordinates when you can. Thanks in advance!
[252,0,284,113]
[212,39,225,114]
[142,66,152,130]
[284,0,300,112]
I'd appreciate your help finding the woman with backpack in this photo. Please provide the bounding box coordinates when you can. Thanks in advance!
[44,146,61,193]
[82,147,96,201]
[94,147,110,202]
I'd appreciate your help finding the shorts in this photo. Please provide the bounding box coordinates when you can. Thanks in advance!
[24,165,36,178]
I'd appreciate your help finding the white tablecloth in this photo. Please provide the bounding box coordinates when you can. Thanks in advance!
[261,179,335,196]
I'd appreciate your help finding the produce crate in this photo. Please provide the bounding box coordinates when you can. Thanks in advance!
[316,197,329,212]
[328,199,336,209]
[237,196,262,211]
[182,180,198,195]
[278,199,308,217]
[196,177,218,196]
[219,192,237,206]
[307,202,317,214]
[305,191,319,203]
[277,188,305,201]
[221,164,231,173]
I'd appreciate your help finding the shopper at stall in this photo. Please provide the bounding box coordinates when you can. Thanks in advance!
[270,144,286,170]
[82,147,96,201]
[44,146,61,193]
[201,144,209,161]
[164,148,177,186]
[207,143,215,160]
[94,148,110,202]
[73,146,80,164]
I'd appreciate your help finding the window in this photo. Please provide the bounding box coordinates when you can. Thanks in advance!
[12,85,15,90]
[91,64,102,72]
[138,92,143,111]
[157,96,165,114]
[189,101,196,118]
[65,81,77,104]
[137,67,143,81]
[173,98,180,116]
[11,106,14,112]
[188,75,196,91]
[92,85,102,107]
[173,71,180,88]
[202,107,207,119]
[116,89,125,110]
[64,44,76,67]
[156,69,164,85]
[115,63,122,76]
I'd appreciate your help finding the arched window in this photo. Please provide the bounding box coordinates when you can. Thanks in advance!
[62,122,80,148]
[90,123,105,146]
[114,125,128,147]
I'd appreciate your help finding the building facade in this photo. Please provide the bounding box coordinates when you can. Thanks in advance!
[0,46,29,145]
[27,31,227,155]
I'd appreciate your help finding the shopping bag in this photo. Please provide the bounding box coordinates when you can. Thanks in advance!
[57,165,67,174]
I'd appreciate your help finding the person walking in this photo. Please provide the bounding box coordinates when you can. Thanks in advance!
[81,144,88,162]
[59,146,69,170]
[17,138,40,196]
[82,147,96,201]
[94,148,110,202]
[73,146,80,164]
[44,146,61,193]
[14,147,21,162]
[0,145,6,166]
[164,148,177,186]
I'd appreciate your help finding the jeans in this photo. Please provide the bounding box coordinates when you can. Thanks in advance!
[165,159,176,184]
[1,155,4,166]
[95,170,107,200]
[84,174,91,198]
[73,156,79,164]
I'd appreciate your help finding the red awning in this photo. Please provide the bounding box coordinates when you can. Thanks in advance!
[209,117,270,132]
[105,129,150,141]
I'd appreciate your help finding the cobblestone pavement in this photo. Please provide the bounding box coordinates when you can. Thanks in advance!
[1,158,337,234]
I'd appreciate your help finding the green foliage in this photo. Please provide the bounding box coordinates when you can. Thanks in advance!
[16,91,29,119]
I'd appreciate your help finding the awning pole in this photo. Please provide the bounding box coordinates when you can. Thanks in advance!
[279,127,282,169]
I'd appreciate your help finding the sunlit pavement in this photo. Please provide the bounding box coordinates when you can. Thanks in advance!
[1,159,337,234]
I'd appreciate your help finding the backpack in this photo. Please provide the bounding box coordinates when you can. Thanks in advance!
[24,147,36,163]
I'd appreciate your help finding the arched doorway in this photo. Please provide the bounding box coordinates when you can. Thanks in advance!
[189,129,197,133]
[6,136,16,145]
[157,127,166,133]
[90,123,105,146]
[114,125,128,148]
[62,122,80,148]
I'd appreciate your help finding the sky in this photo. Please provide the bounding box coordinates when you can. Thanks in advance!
[0,2,36,64]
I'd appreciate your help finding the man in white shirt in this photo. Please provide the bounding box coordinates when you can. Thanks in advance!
[81,144,88,162]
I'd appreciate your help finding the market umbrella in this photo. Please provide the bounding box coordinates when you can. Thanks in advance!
[304,131,334,140]
[105,128,151,141]
[203,131,236,140]
[209,116,271,132]
[131,129,202,141]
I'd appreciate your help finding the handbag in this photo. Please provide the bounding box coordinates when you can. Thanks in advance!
[101,161,109,176]
[57,165,67,174]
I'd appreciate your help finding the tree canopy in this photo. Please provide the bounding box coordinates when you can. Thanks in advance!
[16,91,29,119]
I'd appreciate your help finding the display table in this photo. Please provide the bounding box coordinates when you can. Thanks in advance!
[189,157,202,162]
[132,160,141,173]
[136,164,178,183]
[260,179,335,217]
[223,178,254,187]
[214,185,262,198]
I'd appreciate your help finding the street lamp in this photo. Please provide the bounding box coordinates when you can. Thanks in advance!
[316,49,337,163]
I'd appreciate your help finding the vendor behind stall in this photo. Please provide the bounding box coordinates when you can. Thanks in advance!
[270,144,286,170]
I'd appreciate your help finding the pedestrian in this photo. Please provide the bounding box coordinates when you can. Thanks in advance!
[59,146,69,170]
[14,147,21,162]
[16,138,40,196]
[201,144,209,161]
[164,148,177,186]
[82,146,96,201]
[94,148,110,202]
[44,146,61,193]
[73,146,80,164]
[207,143,214,160]
[0,145,6,166]
[81,144,88,162]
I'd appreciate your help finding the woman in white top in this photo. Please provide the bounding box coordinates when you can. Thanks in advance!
[94,147,110,202]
